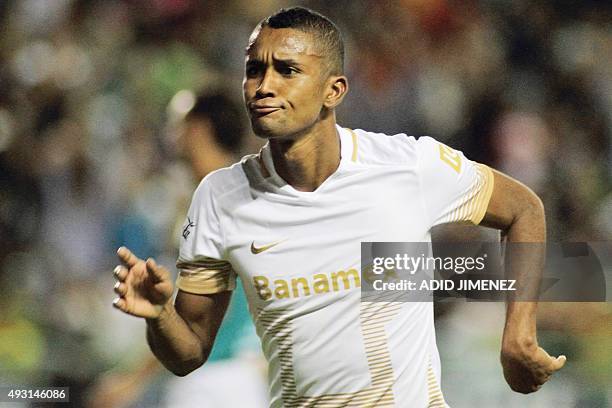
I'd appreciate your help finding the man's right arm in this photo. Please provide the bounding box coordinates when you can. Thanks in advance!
[145,290,231,376]
[113,247,231,377]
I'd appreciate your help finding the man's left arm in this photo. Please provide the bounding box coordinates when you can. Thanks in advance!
[480,168,566,394]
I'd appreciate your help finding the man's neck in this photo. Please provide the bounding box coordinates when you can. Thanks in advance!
[268,118,341,192]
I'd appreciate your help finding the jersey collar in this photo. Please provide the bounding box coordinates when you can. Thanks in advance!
[259,125,354,194]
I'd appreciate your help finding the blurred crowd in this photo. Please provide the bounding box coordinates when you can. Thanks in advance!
[0,0,609,407]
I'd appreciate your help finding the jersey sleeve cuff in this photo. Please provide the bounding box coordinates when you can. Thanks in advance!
[470,164,495,225]
[175,257,236,294]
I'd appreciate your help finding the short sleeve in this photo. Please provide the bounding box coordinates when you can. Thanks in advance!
[175,178,236,294]
[416,136,494,228]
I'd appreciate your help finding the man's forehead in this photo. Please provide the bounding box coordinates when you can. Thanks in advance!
[246,26,322,58]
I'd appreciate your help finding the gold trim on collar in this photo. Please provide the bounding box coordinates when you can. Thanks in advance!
[346,128,358,162]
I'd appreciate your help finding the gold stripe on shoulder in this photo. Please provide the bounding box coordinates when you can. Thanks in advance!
[345,128,358,162]
[472,163,495,225]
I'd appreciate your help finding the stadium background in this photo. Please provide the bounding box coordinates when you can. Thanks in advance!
[0,0,610,407]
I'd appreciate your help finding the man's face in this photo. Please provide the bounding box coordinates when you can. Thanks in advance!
[243,26,329,139]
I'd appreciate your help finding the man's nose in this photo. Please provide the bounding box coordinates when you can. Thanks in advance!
[256,68,276,98]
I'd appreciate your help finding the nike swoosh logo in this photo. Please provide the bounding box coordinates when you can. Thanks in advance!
[251,240,282,254]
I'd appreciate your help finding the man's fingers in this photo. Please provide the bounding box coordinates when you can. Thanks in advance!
[114,281,127,296]
[113,265,128,281]
[146,258,167,282]
[117,246,141,268]
[112,297,127,312]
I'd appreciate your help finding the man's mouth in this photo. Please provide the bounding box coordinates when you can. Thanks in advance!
[252,107,281,115]
[249,102,283,117]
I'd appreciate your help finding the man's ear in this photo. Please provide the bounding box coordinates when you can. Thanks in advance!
[323,75,349,109]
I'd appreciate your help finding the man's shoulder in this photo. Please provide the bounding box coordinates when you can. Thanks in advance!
[193,154,255,200]
[348,127,434,166]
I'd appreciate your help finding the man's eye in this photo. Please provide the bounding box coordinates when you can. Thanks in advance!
[246,66,260,77]
[279,66,297,76]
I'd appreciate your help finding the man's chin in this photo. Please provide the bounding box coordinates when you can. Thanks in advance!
[251,121,286,139]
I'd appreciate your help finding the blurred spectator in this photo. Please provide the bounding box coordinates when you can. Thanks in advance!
[87,89,267,408]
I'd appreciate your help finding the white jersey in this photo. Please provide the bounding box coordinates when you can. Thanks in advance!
[176,125,494,408]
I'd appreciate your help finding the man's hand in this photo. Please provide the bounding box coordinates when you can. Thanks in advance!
[113,247,174,319]
[501,340,566,393]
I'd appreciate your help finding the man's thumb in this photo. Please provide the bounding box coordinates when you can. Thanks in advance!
[552,355,567,371]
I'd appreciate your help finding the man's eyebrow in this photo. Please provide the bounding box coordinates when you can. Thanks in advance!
[272,57,304,67]
[246,57,305,66]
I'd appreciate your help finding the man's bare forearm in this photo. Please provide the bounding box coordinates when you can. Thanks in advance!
[502,193,545,348]
[145,302,207,376]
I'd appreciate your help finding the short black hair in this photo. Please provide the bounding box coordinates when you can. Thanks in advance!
[185,92,244,152]
[260,7,344,75]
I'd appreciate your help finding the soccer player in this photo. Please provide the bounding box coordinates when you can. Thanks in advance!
[112,7,566,407]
